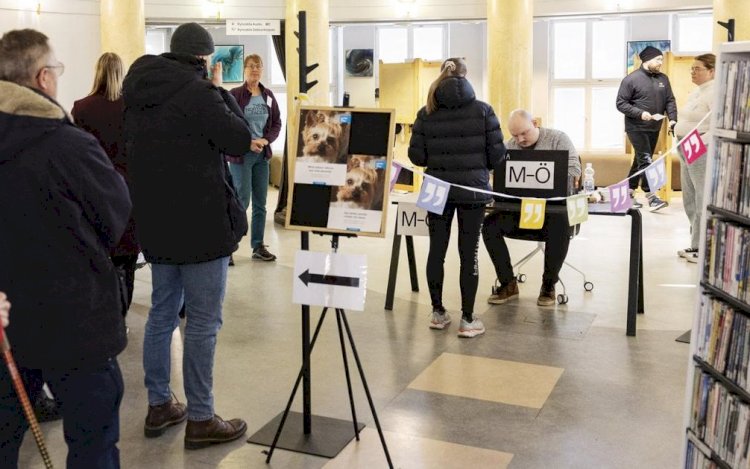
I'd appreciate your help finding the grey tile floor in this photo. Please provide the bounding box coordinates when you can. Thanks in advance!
[19,190,698,468]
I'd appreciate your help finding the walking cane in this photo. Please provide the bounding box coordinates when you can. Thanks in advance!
[0,330,54,468]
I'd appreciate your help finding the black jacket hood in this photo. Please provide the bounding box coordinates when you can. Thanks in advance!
[435,76,476,109]
[0,81,67,162]
[123,53,208,109]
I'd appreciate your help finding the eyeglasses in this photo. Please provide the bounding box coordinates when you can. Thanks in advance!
[690,67,709,72]
[245,64,262,70]
[38,61,65,77]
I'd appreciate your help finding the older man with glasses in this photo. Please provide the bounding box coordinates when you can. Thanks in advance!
[0,28,131,468]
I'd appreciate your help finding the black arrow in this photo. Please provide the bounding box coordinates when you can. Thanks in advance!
[298,269,360,288]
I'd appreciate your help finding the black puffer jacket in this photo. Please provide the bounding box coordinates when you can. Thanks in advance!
[616,67,677,132]
[408,77,505,204]
[0,81,130,369]
[123,53,252,264]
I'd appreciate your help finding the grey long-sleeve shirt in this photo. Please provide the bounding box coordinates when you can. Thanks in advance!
[506,127,582,179]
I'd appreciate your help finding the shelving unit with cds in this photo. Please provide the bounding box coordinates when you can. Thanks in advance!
[684,41,750,469]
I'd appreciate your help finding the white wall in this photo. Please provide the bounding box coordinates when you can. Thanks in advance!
[0,0,100,112]
[449,22,486,102]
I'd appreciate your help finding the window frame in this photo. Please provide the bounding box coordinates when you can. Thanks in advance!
[549,18,628,153]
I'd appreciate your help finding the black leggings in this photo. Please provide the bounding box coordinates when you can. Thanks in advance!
[627,130,660,192]
[426,202,485,319]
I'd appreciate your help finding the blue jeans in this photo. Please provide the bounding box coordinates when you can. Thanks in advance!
[0,360,123,468]
[143,257,228,421]
[228,153,269,250]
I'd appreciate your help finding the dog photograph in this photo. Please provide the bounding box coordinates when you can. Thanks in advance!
[296,109,350,164]
[330,155,387,211]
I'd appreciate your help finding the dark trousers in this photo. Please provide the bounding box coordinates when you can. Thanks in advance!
[112,254,138,314]
[482,210,571,286]
[0,359,123,468]
[426,202,485,316]
[626,130,660,192]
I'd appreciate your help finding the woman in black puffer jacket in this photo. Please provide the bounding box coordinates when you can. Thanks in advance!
[408,57,505,339]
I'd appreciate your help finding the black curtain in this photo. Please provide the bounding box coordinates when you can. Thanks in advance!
[272,21,289,219]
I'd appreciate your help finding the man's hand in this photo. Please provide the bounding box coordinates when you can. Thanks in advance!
[641,111,652,121]
[211,62,223,87]
[668,120,677,137]
[251,139,265,153]
[0,292,10,328]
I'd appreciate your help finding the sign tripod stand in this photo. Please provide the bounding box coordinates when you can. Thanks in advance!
[248,232,392,467]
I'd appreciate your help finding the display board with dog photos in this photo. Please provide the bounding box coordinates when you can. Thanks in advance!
[286,106,396,237]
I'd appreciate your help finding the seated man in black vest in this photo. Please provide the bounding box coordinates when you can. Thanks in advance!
[482,109,581,306]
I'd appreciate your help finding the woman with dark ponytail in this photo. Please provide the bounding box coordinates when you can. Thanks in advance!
[408,58,505,338]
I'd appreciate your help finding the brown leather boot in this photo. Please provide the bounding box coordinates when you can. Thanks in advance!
[184,415,247,450]
[488,279,519,305]
[144,398,187,438]
[537,282,556,306]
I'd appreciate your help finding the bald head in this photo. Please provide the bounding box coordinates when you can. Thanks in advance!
[508,109,540,148]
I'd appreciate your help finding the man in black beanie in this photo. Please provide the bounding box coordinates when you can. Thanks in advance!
[616,45,677,212]
[123,22,252,449]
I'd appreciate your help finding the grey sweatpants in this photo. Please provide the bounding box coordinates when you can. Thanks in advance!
[679,145,708,249]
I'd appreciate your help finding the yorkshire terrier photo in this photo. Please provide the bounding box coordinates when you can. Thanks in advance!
[333,155,385,211]
[298,110,346,164]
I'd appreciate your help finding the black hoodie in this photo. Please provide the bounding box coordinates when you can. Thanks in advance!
[408,77,505,204]
[0,81,130,369]
[123,53,252,264]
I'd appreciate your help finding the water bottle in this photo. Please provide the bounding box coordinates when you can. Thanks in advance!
[583,163,595,193]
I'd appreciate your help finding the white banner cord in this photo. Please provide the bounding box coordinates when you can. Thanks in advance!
[396,112,712,202]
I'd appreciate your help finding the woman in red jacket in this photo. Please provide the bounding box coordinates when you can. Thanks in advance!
[73,52,139,312]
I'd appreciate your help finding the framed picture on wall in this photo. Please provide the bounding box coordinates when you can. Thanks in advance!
[626,40,671,74]
[345,49,374,77]
[211,45,245,83]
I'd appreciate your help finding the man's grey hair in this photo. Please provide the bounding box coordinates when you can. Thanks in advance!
[0,29,50,86]
[509,109,533,122]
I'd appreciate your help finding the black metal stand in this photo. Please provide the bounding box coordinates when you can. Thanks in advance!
[248,233,392,467]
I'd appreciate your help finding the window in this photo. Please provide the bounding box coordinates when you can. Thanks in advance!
[550,19,626,151]
[145,29,168,55]
[675,14,713,53]
[413,26,444,61]
[378,27,408,63]
[553,22,585,79]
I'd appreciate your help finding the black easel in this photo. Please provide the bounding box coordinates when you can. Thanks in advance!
[247,12,392,466]
[249,233,392,466]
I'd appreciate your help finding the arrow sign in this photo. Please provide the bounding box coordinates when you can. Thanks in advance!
[298,269,360,288]
[293,251,367,311]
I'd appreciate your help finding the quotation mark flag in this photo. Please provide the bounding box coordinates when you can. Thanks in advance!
[389,161,402,192]
[416,175,450,215]
[519,198,546,230]
[679,129,707,165]
[566,194,588,226]
[609,181,632,213]
[645,158,667,192]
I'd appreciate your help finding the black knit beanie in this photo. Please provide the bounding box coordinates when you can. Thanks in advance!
[170,23,215,56]
[639,46,662,63]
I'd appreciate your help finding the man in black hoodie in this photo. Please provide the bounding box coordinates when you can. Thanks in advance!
[616,45,677,212]
[123,22,253,449]
[0,29,131,467]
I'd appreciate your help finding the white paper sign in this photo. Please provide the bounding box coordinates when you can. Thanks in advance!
[326,207,382,233]
[396,202,429,236]
[294,161,347,186]
[505,161,555,189]
[293,251,367,311]
[226,19,281,35]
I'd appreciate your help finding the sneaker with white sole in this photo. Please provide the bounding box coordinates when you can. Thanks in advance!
[429,309,452,330]
[686,252,699,263]
[678,247,698,258]
[648,195,668,212]
[252,245,277,261]
[457,317,485,338]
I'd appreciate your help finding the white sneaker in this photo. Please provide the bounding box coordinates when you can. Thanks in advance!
[458,317,485,338]
[429,310,452,330]
[686,252,699,263]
